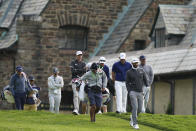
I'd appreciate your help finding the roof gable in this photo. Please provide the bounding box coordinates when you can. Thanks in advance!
[0,0,49,50]
[158,5,194,35]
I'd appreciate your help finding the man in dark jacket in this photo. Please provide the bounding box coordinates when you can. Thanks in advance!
[126,58,149,129]
[70,51,86,115]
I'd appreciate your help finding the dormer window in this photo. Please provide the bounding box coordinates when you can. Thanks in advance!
[155,28,165,48]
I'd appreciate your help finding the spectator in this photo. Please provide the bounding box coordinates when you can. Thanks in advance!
[48,67,64,113]
[98,56,112,113]
[112,53,132,113]
[139,55,154,113]
[9,66,33,110]
[24,76,41,111]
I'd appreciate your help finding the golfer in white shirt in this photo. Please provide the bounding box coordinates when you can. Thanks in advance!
[48,67,64,113]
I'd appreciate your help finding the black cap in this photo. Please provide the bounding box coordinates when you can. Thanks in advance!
[90,63,98,70]
[28,76,35,81]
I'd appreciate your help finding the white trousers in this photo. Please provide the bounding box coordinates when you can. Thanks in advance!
[72,82,85,111]
[115,81,128,113]
[49,93,61,113]
[142,86,151,113]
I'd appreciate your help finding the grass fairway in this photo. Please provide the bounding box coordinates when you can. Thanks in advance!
[0,110,158,131]
[0,111,196,131]
[107,113,196,131]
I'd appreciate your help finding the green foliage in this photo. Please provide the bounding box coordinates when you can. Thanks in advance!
[0,110,157,131]
[166,103,173,115]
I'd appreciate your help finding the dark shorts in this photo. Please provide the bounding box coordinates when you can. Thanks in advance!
[88,89,102,108]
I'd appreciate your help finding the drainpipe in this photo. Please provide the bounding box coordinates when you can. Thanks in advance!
[193,78,196,115]
[151,83,155,114]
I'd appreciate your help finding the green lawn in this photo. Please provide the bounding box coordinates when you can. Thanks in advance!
[107,113,196,131]
[0,111,195,131]
[0,110,157,131]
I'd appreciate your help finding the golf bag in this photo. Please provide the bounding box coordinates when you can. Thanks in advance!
[102,88,111,105]
[1,85,15,104]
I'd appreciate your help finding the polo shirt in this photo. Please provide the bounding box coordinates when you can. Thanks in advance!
[100,65,110,79]
[112,61,131,81]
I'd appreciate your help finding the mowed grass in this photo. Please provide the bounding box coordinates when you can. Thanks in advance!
[0,110,158,131]
[107,113,196,131]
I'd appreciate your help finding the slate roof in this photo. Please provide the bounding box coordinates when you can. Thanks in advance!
[158,5,194,35]
[96,0,153,56]
[90,0,196,75]
[180,10,196,45]
[190,0,196,6]
[20,0,49,15]
[90,44,196,76]
[0,0,49,50]
[0,0,23,28]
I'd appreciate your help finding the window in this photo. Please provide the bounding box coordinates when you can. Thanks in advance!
[134,40,146,50]
[59,25,88,50]
[155,28,165,48]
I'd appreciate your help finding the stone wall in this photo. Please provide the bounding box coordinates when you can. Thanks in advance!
[41,0,127,54]
[119,0,192,52]
[0,53,14,89]
[4,0,128,103]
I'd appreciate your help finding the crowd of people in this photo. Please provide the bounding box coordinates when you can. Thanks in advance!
[2,50,154,130]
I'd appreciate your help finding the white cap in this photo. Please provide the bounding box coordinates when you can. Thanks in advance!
[131,57,140,63]
[99,56,106,64]
[119,53,126,59]
[76,51,83,56]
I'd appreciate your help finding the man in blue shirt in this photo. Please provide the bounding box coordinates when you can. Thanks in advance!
[9,66,32,110]
[112,53,132,113]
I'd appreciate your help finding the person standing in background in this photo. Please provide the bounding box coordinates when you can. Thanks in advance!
[9,66,33,110]
[139,55,154,113]
[48,67,64,114]
[112,53,132,113]
[70,51,86,115]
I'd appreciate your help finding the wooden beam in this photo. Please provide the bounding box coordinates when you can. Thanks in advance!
[170,80,175,115]
[193,78,196,115]
[151,83,155,114]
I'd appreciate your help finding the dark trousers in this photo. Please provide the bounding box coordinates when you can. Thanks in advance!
[14,92,26,110]
[88,89,102,108]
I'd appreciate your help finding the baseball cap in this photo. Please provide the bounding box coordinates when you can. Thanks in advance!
[53,67,59,73]
[131,58,140,63]
[90,63,98,70]
[119,53,126,59]
[76,51,83,56]
[139,55,146,60]
[16,66,23,72]
[28,76,35,81]
[99,56,106,64]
